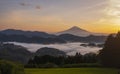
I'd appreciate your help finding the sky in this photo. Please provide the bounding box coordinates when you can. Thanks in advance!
[0,0,120,33]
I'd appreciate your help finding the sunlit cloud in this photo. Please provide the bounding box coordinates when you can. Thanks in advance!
[107,0,120,17]
[101,0,120,25]
[8,42,101,55]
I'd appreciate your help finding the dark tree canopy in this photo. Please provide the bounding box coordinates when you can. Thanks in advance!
[0,60,24,74]
[26,52,98,68]
[99,32,120,68]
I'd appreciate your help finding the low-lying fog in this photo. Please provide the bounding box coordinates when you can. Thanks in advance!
[7,42,102,55]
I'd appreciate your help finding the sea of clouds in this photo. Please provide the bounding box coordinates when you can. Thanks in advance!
[7,42,102,55]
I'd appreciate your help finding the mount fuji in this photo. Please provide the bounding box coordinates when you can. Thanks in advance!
[56,26,107,37]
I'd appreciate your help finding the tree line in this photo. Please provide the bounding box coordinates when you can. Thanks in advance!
[26,52,98,68]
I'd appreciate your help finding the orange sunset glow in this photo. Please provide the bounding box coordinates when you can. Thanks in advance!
[0,0,120,33]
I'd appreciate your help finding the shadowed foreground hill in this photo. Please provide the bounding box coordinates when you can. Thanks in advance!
[0,43,32,64]
[0,43,66,64]
[35,47,66,57]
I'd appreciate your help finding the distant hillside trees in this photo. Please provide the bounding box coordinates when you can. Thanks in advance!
[26,52,98,68]
[99,32,120,68]
[0,60,24,74]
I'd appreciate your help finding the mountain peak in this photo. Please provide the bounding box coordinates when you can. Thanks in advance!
[70,26,80,30]
[68,26,88,32]
[71,26,79,29]
[55,26,92,36]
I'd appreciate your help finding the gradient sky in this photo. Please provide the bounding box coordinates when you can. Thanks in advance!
[0,0,120,33]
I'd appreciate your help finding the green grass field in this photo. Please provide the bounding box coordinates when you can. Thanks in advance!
[25,68,119,74]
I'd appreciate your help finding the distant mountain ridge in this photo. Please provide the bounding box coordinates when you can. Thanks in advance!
[0,26,108,37]
[0,29,55,38]
[0,28,108,43]
[56,26,108,37]
[58,34,107,43]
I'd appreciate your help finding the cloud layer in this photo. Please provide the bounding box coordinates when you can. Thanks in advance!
[7,42,101,55]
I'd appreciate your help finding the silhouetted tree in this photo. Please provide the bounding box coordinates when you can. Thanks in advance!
[73,52,82,63]
[99,32,120,68]
[83,53,97,63]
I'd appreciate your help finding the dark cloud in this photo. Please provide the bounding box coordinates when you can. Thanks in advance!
[20,3,41,10]
[20,3,27,6]
[36,5,41,9]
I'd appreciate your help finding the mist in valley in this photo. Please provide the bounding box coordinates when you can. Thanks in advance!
[7,42,101,55]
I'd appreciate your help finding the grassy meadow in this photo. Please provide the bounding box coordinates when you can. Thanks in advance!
[25,68,119,74]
